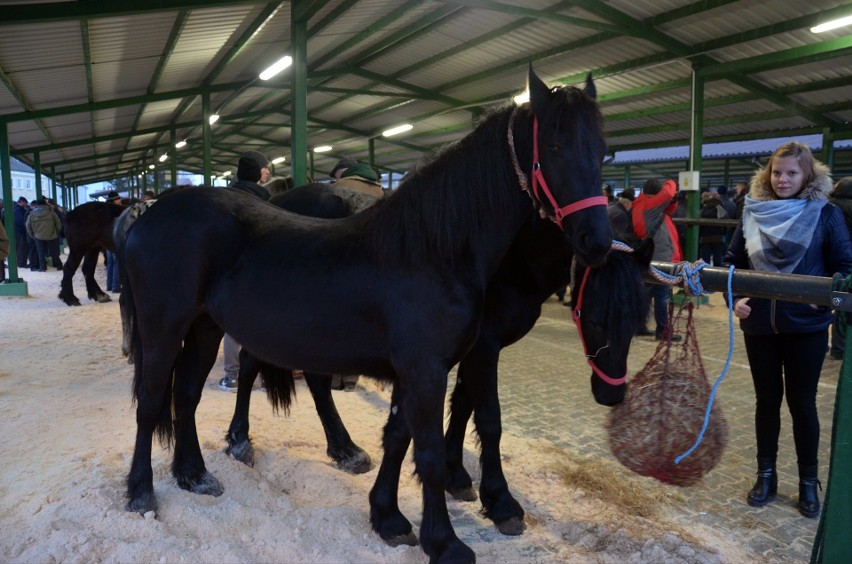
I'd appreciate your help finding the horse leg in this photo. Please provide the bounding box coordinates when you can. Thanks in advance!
[225,349,262,466]
[369,384,417,547]
[403,373,475,562]
[172,315,224,496]
[465,348,525,535]
[127,338,185,514]
[58,249,84,306]
[444,366,477,502]
[304,372,373,474]
[82,248,110,303]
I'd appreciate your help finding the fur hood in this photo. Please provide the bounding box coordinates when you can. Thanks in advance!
[748,160,832,202]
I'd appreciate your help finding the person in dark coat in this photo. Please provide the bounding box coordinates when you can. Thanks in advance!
[13,197,31,268]
[698,191,729,266]
[724,142,852,518]
[606,187,634,240]
[828,176,852,360]
[25,198,63,272]
[220,151,272,392]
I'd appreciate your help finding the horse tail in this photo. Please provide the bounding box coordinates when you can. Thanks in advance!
[115,202,156,361]
[127,315,175,447]
[259,364,296,415]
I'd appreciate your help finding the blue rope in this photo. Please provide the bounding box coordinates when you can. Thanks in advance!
[674,265,736,464]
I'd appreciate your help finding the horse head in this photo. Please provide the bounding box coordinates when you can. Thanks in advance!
[513,66,611,268]
[572,237,654,406]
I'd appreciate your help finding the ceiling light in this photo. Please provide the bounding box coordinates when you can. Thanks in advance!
[382,124,413,137]
[175,139,187,149]
[158,154,168,162]
[148,164,155,169]
[222,170,232,177]
[513,91,529,105]
[259,55,293,80]
[271,156,286,164]
[138,173,143,178]
[313,145,332,153]
[811,15,852,33]
[209,114,220,125]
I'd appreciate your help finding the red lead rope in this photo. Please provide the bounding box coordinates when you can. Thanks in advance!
[571,266,627,386]
[531,117,608,225]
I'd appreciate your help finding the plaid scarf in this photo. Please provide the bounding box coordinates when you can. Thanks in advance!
[742,196,826,273]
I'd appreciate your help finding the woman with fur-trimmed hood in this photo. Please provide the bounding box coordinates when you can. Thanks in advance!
[724,141,852,519]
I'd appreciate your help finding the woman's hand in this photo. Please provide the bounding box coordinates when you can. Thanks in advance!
[734,297,751,319]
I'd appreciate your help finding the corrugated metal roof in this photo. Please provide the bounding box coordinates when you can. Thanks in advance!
[0,0,850,189]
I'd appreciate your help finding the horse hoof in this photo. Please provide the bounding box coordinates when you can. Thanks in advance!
[382,531,418,547]
[177,471,224,496]
[447,486,477,502]
[226,440,255,467]
[126,492,158,515]
[95,293,112,303]
[335,451,373,475]
[495,516,526,536]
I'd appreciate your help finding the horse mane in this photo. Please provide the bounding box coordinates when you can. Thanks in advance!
[354,85,603,269]
[355,104,520,268]
[575,238,652,350]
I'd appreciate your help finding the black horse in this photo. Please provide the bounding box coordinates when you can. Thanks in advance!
[118,67,611,563]
[225,202,653,536]
[58,201,125,306]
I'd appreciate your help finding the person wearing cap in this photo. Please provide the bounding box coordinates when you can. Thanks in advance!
[25,198,63,272]
[607,186,635,240]
[103,191,124,291]
[219,151,271,392]
[13,196,32,268]
[229,150,271,201]
[330,156,383,198]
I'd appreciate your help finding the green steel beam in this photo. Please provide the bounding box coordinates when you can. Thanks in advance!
[0,0,272,25]
[440,0,629,34]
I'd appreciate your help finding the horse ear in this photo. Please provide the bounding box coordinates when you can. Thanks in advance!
[583,73,597,100]
[528,63,550,111]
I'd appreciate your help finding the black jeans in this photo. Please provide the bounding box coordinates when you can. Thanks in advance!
[34,238,62,271]
[742,330,827,466]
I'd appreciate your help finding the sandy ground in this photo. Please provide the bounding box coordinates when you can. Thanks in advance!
[0,260,756,563]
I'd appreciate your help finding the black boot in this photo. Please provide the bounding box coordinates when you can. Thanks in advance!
[797,464,821,518]
[747,457,777,507]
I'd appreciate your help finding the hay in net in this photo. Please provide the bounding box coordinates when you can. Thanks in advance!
[607,301,728,487]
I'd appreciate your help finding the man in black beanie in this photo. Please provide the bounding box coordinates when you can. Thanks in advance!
[229,150,271,200]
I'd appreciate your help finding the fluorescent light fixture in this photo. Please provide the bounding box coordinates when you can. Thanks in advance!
[175,139,187,149]
[259,55,293,80]
[138,173,143,178]
[313,145,333,153]
[271,156,286,164]
[382,123,413,137]
[222,170,232,177]
[158,154,168,162]
[148,164,155,169]
[513,91,529,105]
[811,15,852,33]
[209,114,220,125]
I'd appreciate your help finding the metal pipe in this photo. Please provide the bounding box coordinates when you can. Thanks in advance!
[648,262,852,311]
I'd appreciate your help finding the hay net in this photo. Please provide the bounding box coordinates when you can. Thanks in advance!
[607,301,728,487]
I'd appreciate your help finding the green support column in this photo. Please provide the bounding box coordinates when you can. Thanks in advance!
[368,138,375,168]
[50,165,57,202]
[290,3,308,186]
[723,159,730,187]
[685,68,704,262]
[624,165,631,189]
[33,151,42,200]
[309,150,315,180]
[169,127,178,190]
[823,128,835,173]
[202,91,212,186]
[0,119,28,295]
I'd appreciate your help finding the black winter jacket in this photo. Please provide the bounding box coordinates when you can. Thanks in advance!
[724,168,852,335]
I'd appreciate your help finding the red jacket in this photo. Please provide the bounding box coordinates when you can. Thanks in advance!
[631,179,682,262]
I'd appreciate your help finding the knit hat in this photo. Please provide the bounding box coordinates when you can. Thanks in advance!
[330,156,357,179]
[106,191,121,201]
[620,187,635,201]
[237,151,269,182]
[17,196,28,204]
[643,178,662,195]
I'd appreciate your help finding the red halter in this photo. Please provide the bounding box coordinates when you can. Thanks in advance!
[571,263,627,387]
[508,108,607,228]
[531,117,608,225]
